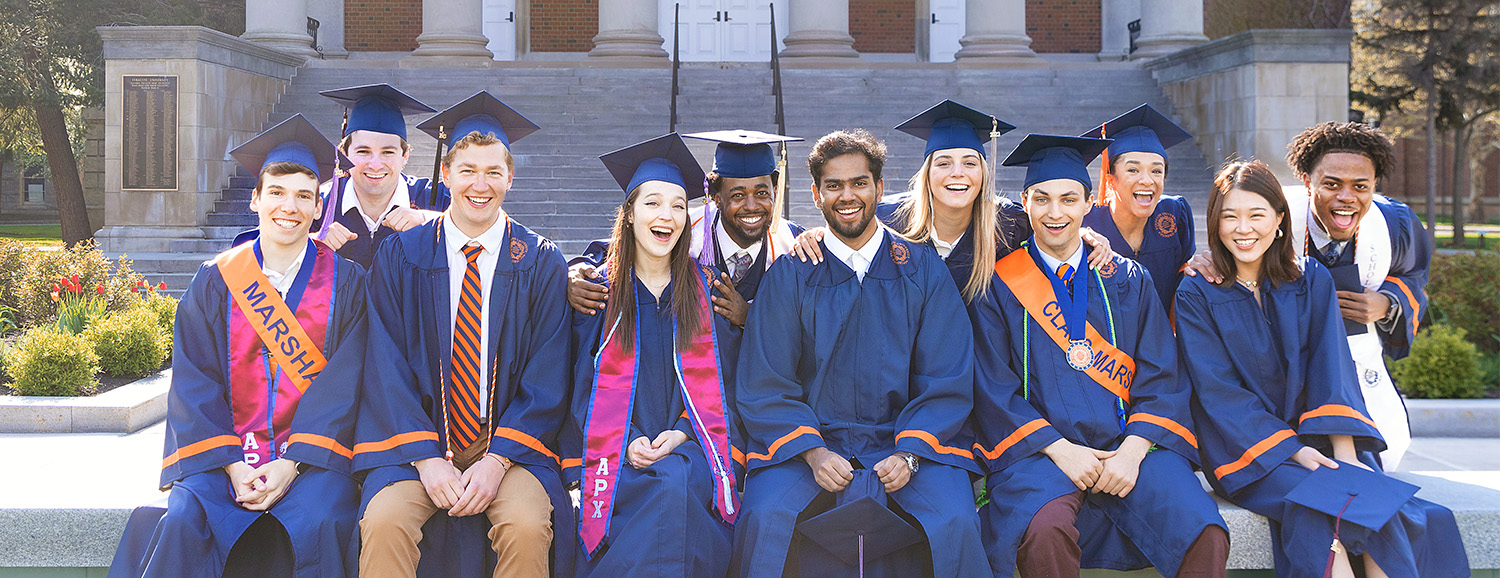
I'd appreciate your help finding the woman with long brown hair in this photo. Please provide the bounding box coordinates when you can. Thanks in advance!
[567,134,744,578]
[1176,159,1467,578]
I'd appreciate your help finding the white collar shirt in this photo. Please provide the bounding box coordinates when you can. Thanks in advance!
[825,226,886,283]
[443,215,508,418]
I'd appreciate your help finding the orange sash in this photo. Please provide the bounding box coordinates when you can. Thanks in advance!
[215,243,329,393]
[994,250,1135,403]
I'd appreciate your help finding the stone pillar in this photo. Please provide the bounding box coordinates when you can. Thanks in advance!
[306,0,348,58]
[405,0,494,66]
[1132,0,1208,59]
[954,0,1039,62]
[588,0,667,58]
[780,0,857,58]
[1098,0,1141,60]
[240,0,317,57]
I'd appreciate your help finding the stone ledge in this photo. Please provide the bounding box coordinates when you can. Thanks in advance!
[1407,399,1500,438]
[1143,28,1354,85]
[97,26,304,78]
[0,369,170,434]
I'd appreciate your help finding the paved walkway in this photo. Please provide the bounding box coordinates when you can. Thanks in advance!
[1,424,1495,509]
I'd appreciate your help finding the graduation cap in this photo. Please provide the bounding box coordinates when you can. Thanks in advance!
[319,84,434,141]
[416,91,540,148]
[599,133,707,200]
[1285,462,1419,530]
[795,470,925,570]
[895,100,1015,159]
[1082,103,1192,161]
[1001,134,1113,193]
[229,114,336,182]
[684,130,802,179]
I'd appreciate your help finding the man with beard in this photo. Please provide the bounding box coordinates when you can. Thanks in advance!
[731,129,990,577]
[567,130,804,326]
[316,84,446,268]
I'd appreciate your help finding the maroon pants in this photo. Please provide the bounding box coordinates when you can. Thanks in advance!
[1017,491,1229,578]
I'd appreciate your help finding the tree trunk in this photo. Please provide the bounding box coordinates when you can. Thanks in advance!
[20,49,91,247]
[1424,103,1439,248]
[1471,141,1499,225]
[1451,127,1468,244]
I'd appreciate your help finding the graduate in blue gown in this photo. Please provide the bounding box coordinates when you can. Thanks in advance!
[1177,160,1467,578]
[111,115,366,578]
[315,84,448,268]
[566,134,745,578]
[567,130,805,322]
[732,129,990,578]
[353,94,574,578]
[1081,104,1196,314]
[970,134,1227,578]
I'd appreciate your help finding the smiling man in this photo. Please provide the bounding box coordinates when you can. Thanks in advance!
[354,93,575,578]
[731,129,989,577]
[566,130,805,326]
[316,84,446,268]
[1282,121,1429,470]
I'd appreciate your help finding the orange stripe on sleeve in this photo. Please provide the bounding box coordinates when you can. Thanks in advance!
[561,458,582,469]
[288,433,353,459]
[1213,429,1295,480]
[161,435,241,470]
[973,419,1049,461]
[1384,276,1421,333]
[746,426,822,463]
[353,431,439,455]
[493,427,561,465]
[896,430,975,460]
[1298,404,1378,429]
[1127,413,1199,449]
[731,446,746,467]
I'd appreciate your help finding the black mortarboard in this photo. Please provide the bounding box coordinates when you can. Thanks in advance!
[684,130,802,179]
[1002,134,1113,193]
[416,91,539,148]
[599,133,707,200]
[319,84,434,141]
[1284,462,1419,530]
[229,114,336,182]
[895,100,1015,159]
[1081,103,1192,161]
[795,470,925,567]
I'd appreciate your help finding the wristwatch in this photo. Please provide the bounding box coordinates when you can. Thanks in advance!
[1381,292,1401,322]
[898,452,918,474]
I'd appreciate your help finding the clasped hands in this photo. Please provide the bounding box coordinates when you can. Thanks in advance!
[225,460,299,512]
[1042,435,1152,497]
[801,446,915,494]
[413,452,512,517]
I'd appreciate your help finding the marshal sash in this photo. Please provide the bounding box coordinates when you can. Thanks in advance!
[994,249,1136,402]
[579,266,740,558]
[217,241,330,394]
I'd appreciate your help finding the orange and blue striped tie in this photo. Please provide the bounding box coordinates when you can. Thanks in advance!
[449,244,485,450]
[1057,263,1075,292]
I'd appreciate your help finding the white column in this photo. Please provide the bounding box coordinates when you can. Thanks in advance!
[241,0,318,58]
[306,0,348,58]
[406,0,495,66]
[1132,0,1207,59]
[954,0,1039,61]
[588,0,667,58]
[780,0,857,58]
[1097,0,1140,60]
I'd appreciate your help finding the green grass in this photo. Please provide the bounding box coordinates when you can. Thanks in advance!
[1435,234,1500,250]
[0,224,63,246]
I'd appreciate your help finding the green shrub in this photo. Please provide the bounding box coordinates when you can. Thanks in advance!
[7,326,99,396]
[84,308,169,377]
[1392,324,1487,399]
[1427,251,1500,353]
[1479,353,1500,395]
[134,293,178,338]
[15,241,145,328]
[0,239,26,312]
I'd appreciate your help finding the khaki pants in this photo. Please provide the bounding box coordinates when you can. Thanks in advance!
[360,466,553,578]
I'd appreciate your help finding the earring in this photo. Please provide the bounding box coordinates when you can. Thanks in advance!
[1276,229,1284,238]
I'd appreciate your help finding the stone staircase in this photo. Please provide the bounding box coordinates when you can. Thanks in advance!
[124,61,1217,290]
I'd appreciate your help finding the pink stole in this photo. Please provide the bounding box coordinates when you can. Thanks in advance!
[579,266,740,557]
[226,240,336,466]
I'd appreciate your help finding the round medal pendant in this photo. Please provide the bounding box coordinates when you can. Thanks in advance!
[1067,340,1093,371]
[1363,368,1380,386]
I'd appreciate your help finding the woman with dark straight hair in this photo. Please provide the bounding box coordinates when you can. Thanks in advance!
[1177,160,1468,578]
[567,134,745,578]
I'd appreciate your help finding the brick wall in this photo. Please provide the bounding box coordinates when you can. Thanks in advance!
[531,0,598,52]
[851,0,915,54]
[345,0,422,51]
[1026,0,1100,54]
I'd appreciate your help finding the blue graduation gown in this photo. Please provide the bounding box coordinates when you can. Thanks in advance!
[111,242,368,578]
[572,217,805,303]
[968,244,1222,577]
[731,230,990,578]
[1176,259,1468,578]
[876,192,1030,292]
[1082,195,1195,314]
[353,217,576,578]
[1310,196,1430,359]
[319,174,449,269]
[567,272,744,578]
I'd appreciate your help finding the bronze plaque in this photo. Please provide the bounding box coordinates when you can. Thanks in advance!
[122,75,178,191]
